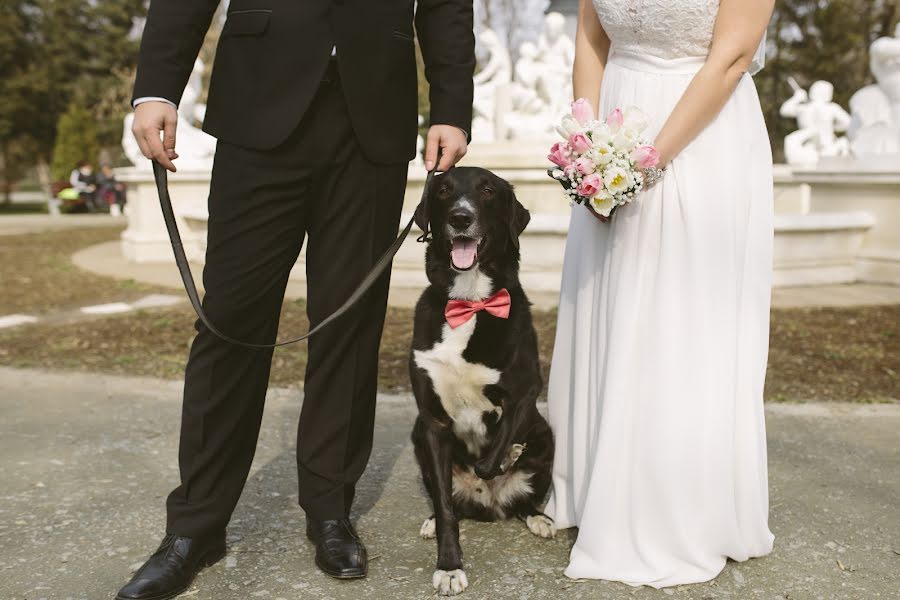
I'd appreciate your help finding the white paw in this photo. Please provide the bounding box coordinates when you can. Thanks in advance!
[500,443,527,473]
[432,568,469,596]
[419,517,436,539]
[525,514,556,539]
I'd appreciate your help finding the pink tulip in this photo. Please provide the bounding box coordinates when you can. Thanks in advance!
[571,98,595,125]
[548,142,572,168]
[576,174,601,197]
[569,132,592,154]
[574,156,595,175]
[607,108,624,132]
[632,145,660,169]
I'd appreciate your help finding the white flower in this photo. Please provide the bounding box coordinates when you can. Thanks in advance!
[590,190,616,217]
[590,123,613,146]
[623,106,649,133]
[603,166,633,195]
[558,115,582,138]
[613,128,640,152]
[591,144,614,165]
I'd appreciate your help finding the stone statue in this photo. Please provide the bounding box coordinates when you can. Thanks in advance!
[411,115,425,165]
[501,41,558,140]
[472,29,513,141]
[535,12,574,72]
[470,11,575,142]
[780,79,851,166]
[122,58,218,170]
[848,24,900,158]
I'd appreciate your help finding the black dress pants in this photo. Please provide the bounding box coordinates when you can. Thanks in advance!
[165,62,408,537]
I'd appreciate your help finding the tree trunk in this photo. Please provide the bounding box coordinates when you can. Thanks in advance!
[35,156,59,216]
[0,148,10,205]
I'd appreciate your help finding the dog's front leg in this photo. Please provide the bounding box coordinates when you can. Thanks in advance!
[417,422,468,596]
[474,380,540,480]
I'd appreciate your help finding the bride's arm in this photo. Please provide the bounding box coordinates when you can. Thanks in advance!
[652,0,774,168]
[572,0,610,108]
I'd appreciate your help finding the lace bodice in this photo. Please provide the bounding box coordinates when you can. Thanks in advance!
[592,0,719,60]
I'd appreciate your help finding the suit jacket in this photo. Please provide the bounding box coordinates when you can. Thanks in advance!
[132,0,475,163]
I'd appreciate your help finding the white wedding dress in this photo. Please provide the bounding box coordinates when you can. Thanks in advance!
[545,0,775,588]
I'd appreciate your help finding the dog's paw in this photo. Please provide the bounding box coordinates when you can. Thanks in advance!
[432,568,469,596]
[419,517,436,539]
[525,514,556,539]
[499,443,527,473]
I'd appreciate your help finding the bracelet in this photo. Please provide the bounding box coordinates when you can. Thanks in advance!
[643,165,667,187]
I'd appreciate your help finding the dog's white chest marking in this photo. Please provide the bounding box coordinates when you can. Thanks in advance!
[413,314,501,455]
[449,269,493,301]
[451,466,534,518]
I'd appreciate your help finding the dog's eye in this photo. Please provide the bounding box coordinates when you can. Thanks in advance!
[438,186,450,199]
[482,187,494,198]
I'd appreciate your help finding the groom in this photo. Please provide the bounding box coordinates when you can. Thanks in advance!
[117,1,474,598]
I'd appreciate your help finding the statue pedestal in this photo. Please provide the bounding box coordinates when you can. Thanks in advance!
[114,155,900,308]
[117,167,212,264]
[787,163,900,284]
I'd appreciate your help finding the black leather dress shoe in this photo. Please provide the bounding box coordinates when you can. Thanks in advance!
[306,518,368,579]
[116,532,226,600]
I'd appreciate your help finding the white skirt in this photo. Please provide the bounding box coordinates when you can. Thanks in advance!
[545,51,775,588]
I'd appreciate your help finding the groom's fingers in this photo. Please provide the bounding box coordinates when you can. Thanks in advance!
[425,125,468,172]
[424,127,441,171]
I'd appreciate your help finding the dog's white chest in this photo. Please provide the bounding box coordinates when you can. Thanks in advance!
[413,316,500,426]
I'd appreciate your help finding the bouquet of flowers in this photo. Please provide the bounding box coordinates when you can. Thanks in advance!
[547,99,660,218]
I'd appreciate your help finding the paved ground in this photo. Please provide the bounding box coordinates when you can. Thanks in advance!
[0,367,897,600]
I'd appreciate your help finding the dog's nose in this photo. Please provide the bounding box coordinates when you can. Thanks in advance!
[448,209,474,230]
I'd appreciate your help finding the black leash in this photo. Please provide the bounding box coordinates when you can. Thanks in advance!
[151,155,438,349]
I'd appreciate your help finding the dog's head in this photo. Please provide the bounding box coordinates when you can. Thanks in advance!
[415,167,530,282]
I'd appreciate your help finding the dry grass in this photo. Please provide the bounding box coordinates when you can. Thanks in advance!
[0,227,896,402]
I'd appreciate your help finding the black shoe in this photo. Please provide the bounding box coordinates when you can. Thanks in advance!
[306,518,368,579]
[115,532,226,600]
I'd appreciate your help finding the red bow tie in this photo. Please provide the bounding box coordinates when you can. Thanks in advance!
[445,288,511,329]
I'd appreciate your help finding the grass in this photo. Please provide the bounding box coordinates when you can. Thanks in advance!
[0,201,48,215]
[0,227,897,402]
[0,225,160,314]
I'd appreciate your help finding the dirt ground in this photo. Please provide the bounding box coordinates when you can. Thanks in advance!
[0,226,897,402]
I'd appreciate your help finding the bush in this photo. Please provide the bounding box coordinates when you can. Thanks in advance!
[51,102,100,182]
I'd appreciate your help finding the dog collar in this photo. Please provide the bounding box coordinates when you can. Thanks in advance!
[445,289,511,328]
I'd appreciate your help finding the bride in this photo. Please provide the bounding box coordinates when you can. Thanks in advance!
[546,0,776,588]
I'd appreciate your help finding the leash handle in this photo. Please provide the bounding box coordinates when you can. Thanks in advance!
[152,153,439,348]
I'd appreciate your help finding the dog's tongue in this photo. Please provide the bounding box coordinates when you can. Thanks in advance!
[451,239,478,270]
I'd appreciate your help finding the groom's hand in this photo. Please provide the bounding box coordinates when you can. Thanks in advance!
[425,125,468,172]
[132,101,179,172]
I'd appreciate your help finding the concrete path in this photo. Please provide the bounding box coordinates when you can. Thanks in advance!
[0,367,897,600]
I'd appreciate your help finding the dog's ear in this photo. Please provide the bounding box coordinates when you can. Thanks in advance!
[505,182,530,250]
[414,178,434,242]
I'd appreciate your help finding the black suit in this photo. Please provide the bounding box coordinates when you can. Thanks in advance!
[134,0,474,160]
[132,0,474,536]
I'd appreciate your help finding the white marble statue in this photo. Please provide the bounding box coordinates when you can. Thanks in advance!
[473,0,550,65]
[780,79,851,166]
[473,12,575,142]
[848,23,900,158]
[411,115,425,165]
[123,58,218,170]
[472,29,513,141]
[535,11,575,72]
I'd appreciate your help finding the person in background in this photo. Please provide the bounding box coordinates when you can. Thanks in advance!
[69,160,98,212]
[97,164,127,214]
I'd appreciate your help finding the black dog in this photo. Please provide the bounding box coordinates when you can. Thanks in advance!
[408,167,555,596]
